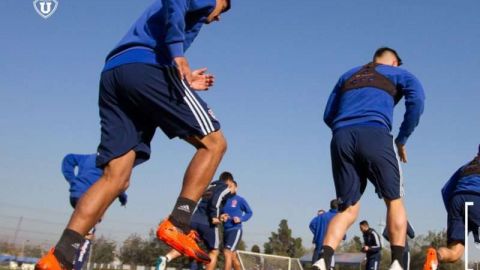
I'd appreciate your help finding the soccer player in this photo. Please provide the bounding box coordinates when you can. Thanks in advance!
[423,146,480,270]
[62,153,127,270]
[359,221,382,270]
[221,181,253,270]
[313,47,425,270]
[156,172,236,270]
[383,222,415,270]
[36,1,232,270]
[309,200,339,264]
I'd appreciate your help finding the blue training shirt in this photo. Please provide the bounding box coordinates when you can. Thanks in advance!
[61,153,127,205]
[309,209,338,246]
[103,0,216,72]
[324,64,425,145]
[222,194,253,231]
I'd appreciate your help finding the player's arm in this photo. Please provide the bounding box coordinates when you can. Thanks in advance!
[309,218,317,233]
[441,167,463,210]
[407,222,415,239]
[323,79,343,128]
[394,71,425,144]
[208,185,232,223]
[61,154,79,181]
[368,231,382,252]
[164,0,193,83]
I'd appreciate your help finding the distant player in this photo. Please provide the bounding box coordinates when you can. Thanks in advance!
[221,181,253,270]
[36,1,232,270]
[314,47,425,270]
[156,172,236,270]
[423,146,480,270]
[383,222,415,270]
[309,200,339,264]
[359,221,382,270]
[61,153,127,270]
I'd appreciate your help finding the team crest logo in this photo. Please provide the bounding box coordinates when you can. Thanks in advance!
[208,109,217,120]
[232,199,238,207]
[33,0,59,19]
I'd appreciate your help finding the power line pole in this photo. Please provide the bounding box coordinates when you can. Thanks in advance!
[11,216,23,250]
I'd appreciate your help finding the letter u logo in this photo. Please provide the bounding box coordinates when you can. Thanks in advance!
[39,1,52,14]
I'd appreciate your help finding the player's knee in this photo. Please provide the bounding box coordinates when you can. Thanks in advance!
[204,131,227,155]
[103,166,131,192]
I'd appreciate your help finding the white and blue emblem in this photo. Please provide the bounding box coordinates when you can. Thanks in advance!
[33,0,59,19]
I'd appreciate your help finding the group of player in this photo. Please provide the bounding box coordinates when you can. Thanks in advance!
[32,1,479,270]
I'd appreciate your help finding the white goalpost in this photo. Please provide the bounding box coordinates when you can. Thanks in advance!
[236,250,303,270]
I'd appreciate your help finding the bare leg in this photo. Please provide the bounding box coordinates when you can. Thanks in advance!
[438,242,465,263]
[205,250,220,270]
[223,249,233,270]
[385,198,407,247]
[323,201,361,249]
[232,252,242,270]
[67,151,135,235]
[181,131,227,201]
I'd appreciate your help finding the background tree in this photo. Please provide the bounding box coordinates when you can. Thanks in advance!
[263,219,305,258]
[91,236,116,264]
[119,234,144,267]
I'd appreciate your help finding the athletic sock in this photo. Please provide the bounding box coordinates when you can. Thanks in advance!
[391,245,405,268]
[319,245,334,269]
[54,229,84,269]
[169,197,196,232]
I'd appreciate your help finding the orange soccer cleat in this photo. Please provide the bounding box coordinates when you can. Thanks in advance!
[35,248,65,270]
[423,247,438,270]
[156,219,210,264]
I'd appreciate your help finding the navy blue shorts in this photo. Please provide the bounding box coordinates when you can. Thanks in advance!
[191,222,219,251]
[96,63,220,167]
[365,253,381,270]
[223,228,242,251]
[330,125,403,211]
[447,193,480,244]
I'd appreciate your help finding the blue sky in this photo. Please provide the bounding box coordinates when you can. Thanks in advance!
[1,0,480,260]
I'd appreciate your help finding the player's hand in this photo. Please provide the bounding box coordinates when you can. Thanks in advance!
[220,213,229,222]
[190,68,214,91]
[174,57,192,84]
[395,141,408,163]
[233,217,241,224]
[212,217,221,225]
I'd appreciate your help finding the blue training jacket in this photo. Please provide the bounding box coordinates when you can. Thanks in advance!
[191,180,233,225]
[441,162,480,210]
[309,209,338,246]
[324,64,425,145]
[221,194,253,231]
[61,154,127,206]
[103,0,216,72]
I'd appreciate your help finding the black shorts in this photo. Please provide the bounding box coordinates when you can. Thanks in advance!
[96,63,220,167]
[330,125,403,211]
[447,193,480,244]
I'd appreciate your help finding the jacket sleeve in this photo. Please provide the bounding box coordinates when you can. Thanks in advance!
[407,222,415,239]
[61,154,79,182]
[395,71,425,145]
[309,217,317,234]
[368,230,382,253]
[240,198,253,222]
[323,79,343,128]
[382,228,390,242]
[208,185,232,220]
[164,0,189,58]
[441,167,463,210]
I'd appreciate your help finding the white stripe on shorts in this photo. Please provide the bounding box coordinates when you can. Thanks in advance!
[180,79,215,132]
[214,226,220,249]
[165,68,210,135]
[392,139,405,197]
[230,229,242,251]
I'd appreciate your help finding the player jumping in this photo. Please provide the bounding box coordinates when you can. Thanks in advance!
[36,1,232,269]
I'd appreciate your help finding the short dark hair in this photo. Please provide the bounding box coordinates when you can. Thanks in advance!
[359,220,369,226]
[330,199,339,210]
[373,47,403,66]
[219,171,234,182]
